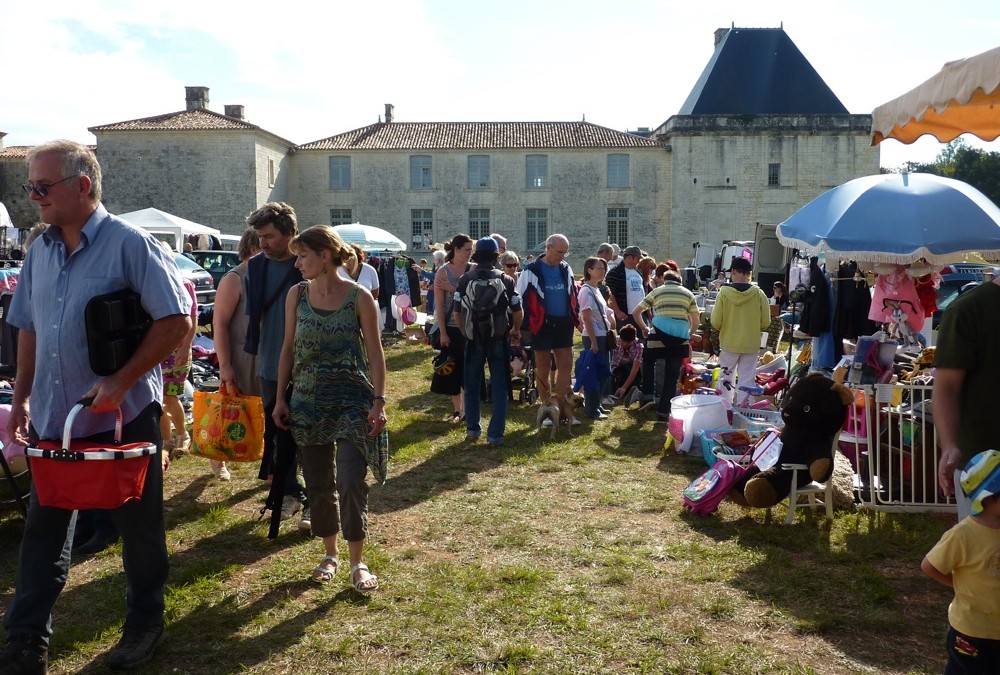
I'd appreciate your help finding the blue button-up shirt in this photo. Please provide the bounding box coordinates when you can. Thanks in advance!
[7,204,191,439]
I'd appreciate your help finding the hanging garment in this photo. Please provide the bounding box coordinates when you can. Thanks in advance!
[798,258,831,337]
[833,261,877,341]
[869,266,923,334]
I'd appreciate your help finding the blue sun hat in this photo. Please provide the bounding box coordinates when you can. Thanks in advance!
[959,450,1000,515]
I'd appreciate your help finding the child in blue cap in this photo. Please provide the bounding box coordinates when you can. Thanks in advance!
[921,449,1000,673]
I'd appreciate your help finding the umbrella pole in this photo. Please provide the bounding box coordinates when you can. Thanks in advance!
[787,304,794,370]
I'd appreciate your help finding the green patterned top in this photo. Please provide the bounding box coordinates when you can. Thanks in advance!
[289,282,388,483]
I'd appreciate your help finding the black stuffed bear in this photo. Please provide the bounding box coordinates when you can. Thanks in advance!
[730,373,853,509]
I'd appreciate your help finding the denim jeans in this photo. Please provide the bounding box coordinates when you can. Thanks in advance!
[581,335,610,417]
[464,338,510,444]
[4,403,167,643]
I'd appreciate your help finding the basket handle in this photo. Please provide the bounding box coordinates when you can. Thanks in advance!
[64,398,124,450]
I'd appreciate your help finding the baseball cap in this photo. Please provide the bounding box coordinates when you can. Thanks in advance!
[960,450,1000,515]
[474,236,499,254]
[622,246,642,258]
[726,257,752,273]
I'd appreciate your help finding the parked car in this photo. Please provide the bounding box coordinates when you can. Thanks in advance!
[932,263,996,328]
[174,253,216,312]
[191,250,240,287]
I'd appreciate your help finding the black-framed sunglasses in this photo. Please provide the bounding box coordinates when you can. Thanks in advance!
[22,175,77,197]
[504,263,518,269]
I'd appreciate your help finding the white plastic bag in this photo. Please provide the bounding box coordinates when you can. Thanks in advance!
[668,394,729,454]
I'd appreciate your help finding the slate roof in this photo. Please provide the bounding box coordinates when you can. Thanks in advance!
[679,27,849,115]
[299,121,662,151]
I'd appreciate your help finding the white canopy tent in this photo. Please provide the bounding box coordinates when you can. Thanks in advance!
[118,208,220,251]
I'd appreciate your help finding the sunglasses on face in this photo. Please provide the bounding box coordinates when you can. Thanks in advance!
[504,263,518,269]
[22,175,78,197]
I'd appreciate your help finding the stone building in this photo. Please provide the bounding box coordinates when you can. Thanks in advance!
[89,86,295,231]
[653,26,879,259]
[291,111,670,261]
[0,136,36,233]
[0,26,878,267]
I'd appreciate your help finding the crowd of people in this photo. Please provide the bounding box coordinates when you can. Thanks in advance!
[3,140,997,675]
[421,232,777,440]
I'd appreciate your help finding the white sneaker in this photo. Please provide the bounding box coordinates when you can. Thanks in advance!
[280,496,301,520]
[298,507,312,534]
[542,418,554,427]
[571,418,582,426]
[601,396,617,407]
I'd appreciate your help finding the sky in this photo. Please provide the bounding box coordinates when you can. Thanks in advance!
[2,0,999,170]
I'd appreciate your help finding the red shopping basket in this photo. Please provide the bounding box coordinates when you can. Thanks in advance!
[26,401,156,510]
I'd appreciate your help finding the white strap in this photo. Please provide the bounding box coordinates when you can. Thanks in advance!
[26,444,155,461]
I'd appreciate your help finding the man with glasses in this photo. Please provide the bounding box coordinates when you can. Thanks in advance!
[2,140,192,673]
[515,234,578,409]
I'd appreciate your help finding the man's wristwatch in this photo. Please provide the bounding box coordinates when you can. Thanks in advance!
[373,395,386,402]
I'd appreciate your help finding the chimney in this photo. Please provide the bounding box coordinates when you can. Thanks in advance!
[714,27,730,47]
[185,86,210,111]
[384,103,394,124]
[224,105,245,120]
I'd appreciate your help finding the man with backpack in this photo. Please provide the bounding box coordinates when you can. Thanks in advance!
[455,237,522,448]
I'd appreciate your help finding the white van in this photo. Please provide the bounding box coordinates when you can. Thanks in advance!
[752,222,790,296]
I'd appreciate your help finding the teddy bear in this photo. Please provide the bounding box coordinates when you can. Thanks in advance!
[730,372,853,509]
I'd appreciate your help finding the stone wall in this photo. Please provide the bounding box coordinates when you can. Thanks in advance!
[0,153,36,229]
[660,114,878,264]
[95,130,291,233]
[289,146,671,269]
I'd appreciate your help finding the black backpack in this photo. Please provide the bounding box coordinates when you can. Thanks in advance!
[460,272,509,341]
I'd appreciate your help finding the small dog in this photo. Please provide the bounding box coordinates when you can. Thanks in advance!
[536,388,584,439]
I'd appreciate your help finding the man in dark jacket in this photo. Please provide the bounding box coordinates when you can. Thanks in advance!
[606,245,642,330]
[244,202,308,533]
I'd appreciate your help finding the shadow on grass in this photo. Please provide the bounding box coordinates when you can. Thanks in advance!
[680,505,948,673]
[371,429,505,514]
[69,579,362,674]
[43,516,309,670]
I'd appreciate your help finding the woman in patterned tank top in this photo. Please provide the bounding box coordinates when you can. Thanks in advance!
[272,225,387,593]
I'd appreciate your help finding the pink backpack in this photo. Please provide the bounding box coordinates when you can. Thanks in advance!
[683,430,779,516]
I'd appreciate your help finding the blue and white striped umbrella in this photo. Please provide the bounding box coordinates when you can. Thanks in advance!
[332,223,407,252]
[777,173,1000,264]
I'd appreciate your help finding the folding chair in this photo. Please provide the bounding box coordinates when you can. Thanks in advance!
[782,434,837,524]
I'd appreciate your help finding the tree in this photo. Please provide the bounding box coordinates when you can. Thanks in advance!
[901,139,1000,206]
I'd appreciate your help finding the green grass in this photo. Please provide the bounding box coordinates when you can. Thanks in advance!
[0,340,954,674]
